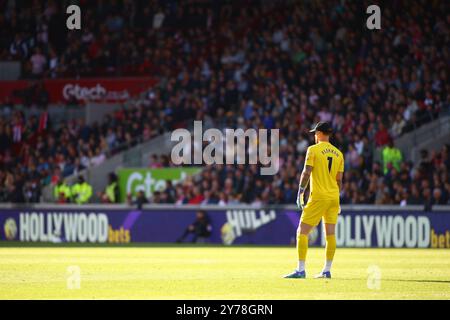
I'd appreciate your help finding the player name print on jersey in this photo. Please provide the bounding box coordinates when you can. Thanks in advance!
[320,148,340,157]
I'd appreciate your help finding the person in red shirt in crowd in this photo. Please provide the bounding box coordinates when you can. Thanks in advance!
[188,186,205,205]
[375,123,391,147]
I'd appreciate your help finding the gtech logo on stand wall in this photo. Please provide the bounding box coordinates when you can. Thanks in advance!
[118,168,201,202]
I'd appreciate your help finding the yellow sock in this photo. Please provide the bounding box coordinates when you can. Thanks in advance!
[326,235,336,261]
[297,234,308,261]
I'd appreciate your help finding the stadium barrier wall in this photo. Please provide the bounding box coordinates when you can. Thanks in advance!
[0,204,449,248]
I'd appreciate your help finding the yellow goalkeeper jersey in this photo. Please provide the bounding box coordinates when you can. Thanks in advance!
[304,141,344,200]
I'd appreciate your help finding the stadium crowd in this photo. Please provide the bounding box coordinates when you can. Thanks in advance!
[0,0,449,206]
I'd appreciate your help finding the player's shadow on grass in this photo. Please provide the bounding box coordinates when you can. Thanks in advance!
[341,278,450,284]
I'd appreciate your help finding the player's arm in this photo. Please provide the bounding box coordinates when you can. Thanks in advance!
[299,165,313,189]
[336,171,343,190]
[298,165,312,192]
[336,156,344,190]
[297,147,314,208]
[296,165,312,209]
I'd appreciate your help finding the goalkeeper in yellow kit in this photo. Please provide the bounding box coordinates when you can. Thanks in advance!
[284,122,344,279]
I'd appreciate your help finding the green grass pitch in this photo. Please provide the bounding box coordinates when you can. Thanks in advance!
[0,244,449,299]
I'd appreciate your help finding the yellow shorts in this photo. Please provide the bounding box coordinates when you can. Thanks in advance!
[300,198,341,226]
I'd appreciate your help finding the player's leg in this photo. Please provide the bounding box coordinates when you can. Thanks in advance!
[296,222,314,272]
[285,199,322,278]
[315,200,340,278]
[322,223,336,274]
[284,221,313,279]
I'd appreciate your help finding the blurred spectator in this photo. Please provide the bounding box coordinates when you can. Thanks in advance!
[29,47,47,78]
[53,177,71,203]
[128,190,148,210]
[382,141,403,175]
[432,188,447,205]
[23,179,41,203]
[149,154,163,168]
[71,175,93,204]
[176,210,212,243]
[98,172,120,203]
[375,124,391,148]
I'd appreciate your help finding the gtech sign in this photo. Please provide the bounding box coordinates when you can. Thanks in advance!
[0,78,157,103]
[117,168,201,202]
[62,83,129,101]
